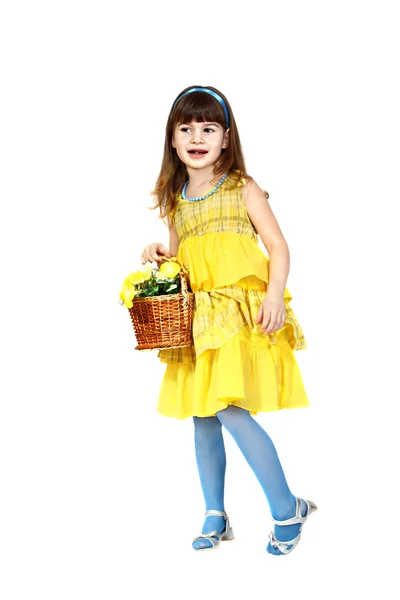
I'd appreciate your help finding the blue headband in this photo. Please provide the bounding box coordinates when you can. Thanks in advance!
[172,87,230,128]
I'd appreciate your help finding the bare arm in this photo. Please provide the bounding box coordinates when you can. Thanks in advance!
[168,215,180,256]
[241,179,290,297]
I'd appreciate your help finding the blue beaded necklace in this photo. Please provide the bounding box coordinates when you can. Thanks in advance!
[181,172,228,202]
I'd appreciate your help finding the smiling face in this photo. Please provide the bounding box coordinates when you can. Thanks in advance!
[172,120,230,170]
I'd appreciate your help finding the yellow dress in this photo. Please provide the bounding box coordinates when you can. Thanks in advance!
[157,171,310,419]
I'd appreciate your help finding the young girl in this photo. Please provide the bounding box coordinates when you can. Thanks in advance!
[140,85,317,555]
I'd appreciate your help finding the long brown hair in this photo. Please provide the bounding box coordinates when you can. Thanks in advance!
[149,85,253,225]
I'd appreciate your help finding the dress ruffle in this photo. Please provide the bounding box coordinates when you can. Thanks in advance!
[157,324,310,420]
[157,274,306,365]
[157,274,309,419]
[175,230,282,295]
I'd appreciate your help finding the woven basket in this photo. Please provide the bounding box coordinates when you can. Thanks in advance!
[127,260,195,351]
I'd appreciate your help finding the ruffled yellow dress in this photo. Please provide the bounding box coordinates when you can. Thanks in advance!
[157,171,309,419]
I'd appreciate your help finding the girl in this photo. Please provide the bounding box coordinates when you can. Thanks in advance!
[140,85,317,555]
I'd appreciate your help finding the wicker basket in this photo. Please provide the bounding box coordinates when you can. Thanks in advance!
[127,261,195,351]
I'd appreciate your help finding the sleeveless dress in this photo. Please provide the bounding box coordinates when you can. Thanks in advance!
[156,171,309,419]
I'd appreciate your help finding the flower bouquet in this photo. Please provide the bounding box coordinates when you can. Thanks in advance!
[119,257,194,351]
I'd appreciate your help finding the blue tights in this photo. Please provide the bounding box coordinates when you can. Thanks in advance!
[192,406,308,554]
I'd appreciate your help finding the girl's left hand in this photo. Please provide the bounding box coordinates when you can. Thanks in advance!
[255,292,286,335]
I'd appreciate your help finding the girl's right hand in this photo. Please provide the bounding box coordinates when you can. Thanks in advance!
[141,242,171,265]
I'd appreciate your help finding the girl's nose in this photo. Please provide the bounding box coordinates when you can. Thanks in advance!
[190,129,204,144]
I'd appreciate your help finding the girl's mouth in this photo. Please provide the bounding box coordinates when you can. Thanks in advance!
[188,150,208,157]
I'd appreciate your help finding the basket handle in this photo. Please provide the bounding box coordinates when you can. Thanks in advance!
[179,271,190,305]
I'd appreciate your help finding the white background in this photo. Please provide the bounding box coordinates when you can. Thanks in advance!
[1,1,399,598]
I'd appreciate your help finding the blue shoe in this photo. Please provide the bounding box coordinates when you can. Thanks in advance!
[192,509,235,551]
[268,497,318,555]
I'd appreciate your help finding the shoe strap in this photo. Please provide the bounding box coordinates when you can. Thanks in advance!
[193,531,221,547]
[269,531,301,553]
[271,497,308,526]
[197,530,221,540]
[204,509,227,520]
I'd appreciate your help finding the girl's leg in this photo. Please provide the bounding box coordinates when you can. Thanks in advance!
[216,405,308,555]
[192,415,227,549]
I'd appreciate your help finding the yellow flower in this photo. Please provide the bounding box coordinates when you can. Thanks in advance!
[119,280,135,308]
[155,271,168,281]
[143,263,155,273]
[126,270,151,285]
[159,261,181,279]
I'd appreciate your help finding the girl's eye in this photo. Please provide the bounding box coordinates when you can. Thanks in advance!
[180,127,215,133]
